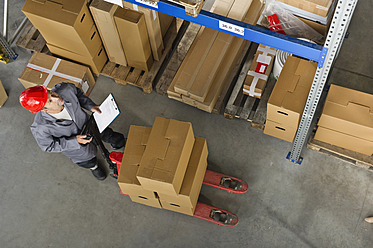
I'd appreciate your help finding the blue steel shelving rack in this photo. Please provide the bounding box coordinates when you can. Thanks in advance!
[124,0,359,164]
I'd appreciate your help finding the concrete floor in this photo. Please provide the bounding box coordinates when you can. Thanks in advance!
[0,1,372,247]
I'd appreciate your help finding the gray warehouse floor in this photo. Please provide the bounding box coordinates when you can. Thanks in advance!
[0,1,372,247]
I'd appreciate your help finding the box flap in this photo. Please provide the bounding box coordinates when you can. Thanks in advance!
[326,84,373,110]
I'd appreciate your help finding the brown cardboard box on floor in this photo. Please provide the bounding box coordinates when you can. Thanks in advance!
[314,127,373,156]
[137,117,195,196]
[18,52,95,95]
[158,137,208,214]
[266,56,317,128]
[243,45,276,99]
[22,0,104,58]
[114,8,153,71]
[317,84,373,141]
[47,43,108,76]
[122,1,164,61]
[89,0,127,66]
[0,80,8,107]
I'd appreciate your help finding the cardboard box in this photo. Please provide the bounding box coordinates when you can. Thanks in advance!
[317,84,373,141]
[22,0,103,58]
[158,137,208,210]
[172,0,235,96]
[243,45,276,99]
[47,43,108,75]
[0,80,8,107]
[160,199,194,216]
[267,56,317,128]
[18,52,95,95]
[114,8,153,71]
[298,16,328,37]
[122,1,164,61]
[129,193,162,209]
[89,0,127,66]
[137,117,195,196]
[314,127,373,156]
[117,126,151,195]
[263,119,297,142]
[275,0,334,17]
[159,12,175,38]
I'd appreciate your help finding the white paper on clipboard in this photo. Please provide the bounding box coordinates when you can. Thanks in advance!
[93,94,120,133]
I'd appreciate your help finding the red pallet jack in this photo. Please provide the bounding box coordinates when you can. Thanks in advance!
[83,116,248,227]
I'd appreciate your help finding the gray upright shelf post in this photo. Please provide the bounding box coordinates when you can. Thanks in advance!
[288,0,359,164]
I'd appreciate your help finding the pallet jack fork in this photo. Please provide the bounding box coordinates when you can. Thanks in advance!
[83,117,248,227]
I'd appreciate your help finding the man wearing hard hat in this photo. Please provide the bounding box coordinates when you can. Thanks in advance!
[19,82,125,181]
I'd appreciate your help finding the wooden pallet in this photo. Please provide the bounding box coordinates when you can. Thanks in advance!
[16,21,50,54]
[101,19,186,94]
[168,0,205,17]
[308,130,373,172]
[224,43,276,130]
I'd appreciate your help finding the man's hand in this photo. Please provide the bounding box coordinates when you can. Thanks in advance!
[77,134,92,144]
[91,105,102,114]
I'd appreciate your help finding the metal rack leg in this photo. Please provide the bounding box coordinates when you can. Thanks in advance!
[3,0,8,40]
[288,0,359,164]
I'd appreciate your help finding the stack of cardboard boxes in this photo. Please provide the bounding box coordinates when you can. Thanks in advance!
[118,117,208,216]
[22,0,108,76]
[243,44,277,99]
[263,56,317,142]
[314,85,373,155]
[167,0,265,113]
[89,0,174,71]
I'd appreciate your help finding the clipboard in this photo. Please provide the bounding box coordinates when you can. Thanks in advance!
[93,94,120,133]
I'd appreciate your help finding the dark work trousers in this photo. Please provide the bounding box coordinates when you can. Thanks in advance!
[76,127,125,169]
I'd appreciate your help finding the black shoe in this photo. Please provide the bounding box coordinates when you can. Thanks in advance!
[111,138,126,150]
[90,165,107,180]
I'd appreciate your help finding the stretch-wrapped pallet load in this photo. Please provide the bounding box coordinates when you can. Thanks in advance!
[315,85,373,156]
[243,45,276,99]
[22,0,108,75]
[117,117,208,216]
[275,0,336,39]
[263,56,317,142]
[18,52,95,95]
[167,0,265,113]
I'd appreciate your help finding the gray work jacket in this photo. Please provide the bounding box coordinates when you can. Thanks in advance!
[30,83,97,164]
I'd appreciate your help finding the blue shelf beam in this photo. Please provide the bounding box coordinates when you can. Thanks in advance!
[124,0,327,67]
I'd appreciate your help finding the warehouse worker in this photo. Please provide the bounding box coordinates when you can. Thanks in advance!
[19,82,125,181]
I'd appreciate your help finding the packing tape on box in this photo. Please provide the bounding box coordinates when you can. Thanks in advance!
[255,46,276,74]
[26,59,89,93]
[257,46,277,56]
[133,4,139,11]
[244,70,268,97]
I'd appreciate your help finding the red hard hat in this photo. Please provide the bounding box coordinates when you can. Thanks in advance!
[19,85,48,113]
